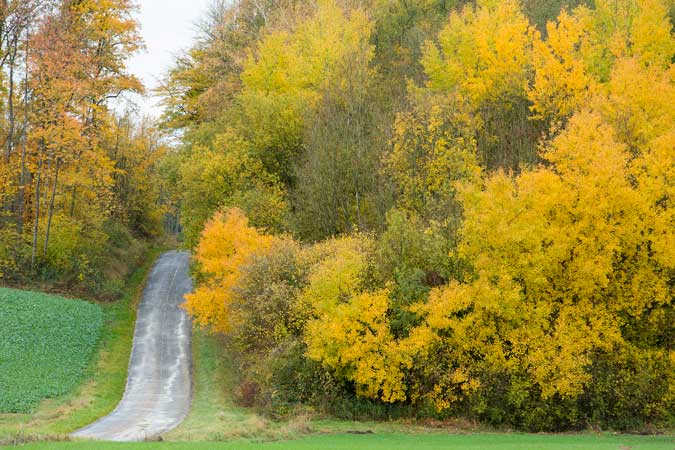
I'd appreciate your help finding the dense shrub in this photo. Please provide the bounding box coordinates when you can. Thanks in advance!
[0,229,31,284]
[188,203,675,431]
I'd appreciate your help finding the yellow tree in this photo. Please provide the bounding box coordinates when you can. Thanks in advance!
[239,0,374,185]
[409,108,675,420]
[529,10,596,123]
[301,236,411,403]
[419,0,541,169]
[183,208,277,334]
[529,0,675,124]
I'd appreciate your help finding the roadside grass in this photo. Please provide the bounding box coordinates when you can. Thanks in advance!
[166,327,321,443]
[4,432,675,449]
[165,327,380,442]
[0,247,163,444]
[165,328,313,442]
[0,288,103,414]
[161,326,674,449]
[164,328,250,441]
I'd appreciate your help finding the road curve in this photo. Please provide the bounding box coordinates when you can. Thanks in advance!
[72,251,193,442]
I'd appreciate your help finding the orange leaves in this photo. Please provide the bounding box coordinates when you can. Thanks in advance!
[183,208,277,334]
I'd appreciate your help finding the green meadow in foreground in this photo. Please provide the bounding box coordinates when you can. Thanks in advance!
[4,432,674,450]
[0,288,102,413]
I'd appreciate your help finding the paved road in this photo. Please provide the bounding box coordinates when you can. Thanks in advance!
[72,251,193,442]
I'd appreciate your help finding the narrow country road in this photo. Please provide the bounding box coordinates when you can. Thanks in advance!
[72,251,193,442]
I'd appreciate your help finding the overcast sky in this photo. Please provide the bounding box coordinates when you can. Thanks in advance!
[119,0,213,117]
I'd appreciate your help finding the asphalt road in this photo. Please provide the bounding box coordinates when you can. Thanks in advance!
[72,251,193,442]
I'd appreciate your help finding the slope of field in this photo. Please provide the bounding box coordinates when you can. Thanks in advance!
[0,288,102,413]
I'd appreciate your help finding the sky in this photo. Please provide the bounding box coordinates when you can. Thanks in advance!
[118,0,213,118]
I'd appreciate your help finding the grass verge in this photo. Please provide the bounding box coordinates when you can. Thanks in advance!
[4,432,675,449]
[165,328,270,441]
[0,247,164,444]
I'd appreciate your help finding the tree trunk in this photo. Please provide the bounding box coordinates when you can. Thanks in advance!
[69,185,77,217]
[43,158,59,257]
[17,33,29,236]
[5,38,16,164]
[31,155,43,268]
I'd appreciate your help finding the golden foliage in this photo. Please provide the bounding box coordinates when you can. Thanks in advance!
[183,208,277,334]
[421,0,537,104]
[410,107,675,409]
[301,237,410,402]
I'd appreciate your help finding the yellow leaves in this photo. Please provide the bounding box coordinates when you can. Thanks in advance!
[299,236,370,314]
[422,0,536,104]
[589,0,675,74]
[301,236,411,403]
[544,111,628,183]
[529,10,596,121]
[599,58,675,151]
[236,0,376,187]
[182,208,277,334]
[529,0,675,125]
[629,0,675,68]
[411,98,675,408]
[306,289,409,402]
[385,94,481,218]
[241,0,374,108]
[524,301,620,399]
[177,132,289,247]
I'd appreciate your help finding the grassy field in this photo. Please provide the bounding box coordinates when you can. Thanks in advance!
[2,432,674,449]
[0,288,103,413]
[0,248,162,444]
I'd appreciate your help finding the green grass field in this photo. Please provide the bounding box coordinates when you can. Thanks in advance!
[0,288,103,413]
[0,248,161,443]
[3,432,674,450]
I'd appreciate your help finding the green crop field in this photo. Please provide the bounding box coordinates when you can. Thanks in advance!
[0,288,103,413]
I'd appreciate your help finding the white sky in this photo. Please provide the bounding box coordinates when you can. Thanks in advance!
[118,0,213,118]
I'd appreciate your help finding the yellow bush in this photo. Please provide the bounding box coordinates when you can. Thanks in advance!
[301,236,411,403]
[183,208,277,334]
[409,108,675,411]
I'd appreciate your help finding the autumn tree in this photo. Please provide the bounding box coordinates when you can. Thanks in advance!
[420,0,543,170]
[183,208,277,334]
[289,1,389,239]
[0,0,164,296]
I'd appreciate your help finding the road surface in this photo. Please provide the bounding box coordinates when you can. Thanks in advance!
[72,251,193,442]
